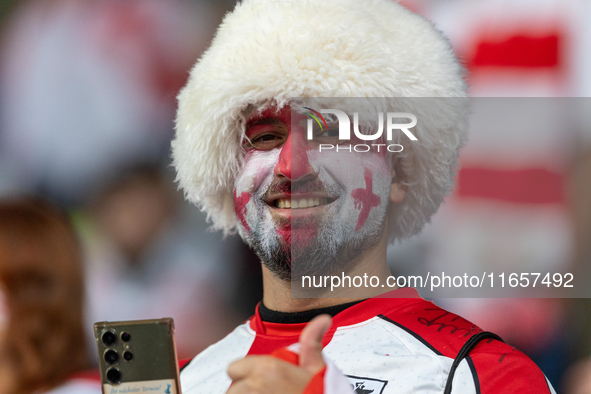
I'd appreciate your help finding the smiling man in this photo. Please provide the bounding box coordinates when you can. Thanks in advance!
[233,104,401,292]
[172,0,555,393]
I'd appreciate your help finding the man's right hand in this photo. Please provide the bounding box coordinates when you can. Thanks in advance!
[226,315,331,394]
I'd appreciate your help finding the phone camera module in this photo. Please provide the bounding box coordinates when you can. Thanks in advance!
[121,332,131,342]
[102,331,117,346]
[123,350,133,361]
[104,349,119,365]
[106,367,121,384]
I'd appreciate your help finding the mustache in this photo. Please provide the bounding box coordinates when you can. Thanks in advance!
[265,178,329,197]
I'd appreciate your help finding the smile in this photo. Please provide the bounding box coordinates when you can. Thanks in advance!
[272,197,335,209]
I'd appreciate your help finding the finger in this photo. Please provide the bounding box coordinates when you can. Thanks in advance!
[299,314,331,373]
[227,356,260,381]
[225,379,251,394]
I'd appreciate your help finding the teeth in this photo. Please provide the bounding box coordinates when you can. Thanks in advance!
[274,197,331,209]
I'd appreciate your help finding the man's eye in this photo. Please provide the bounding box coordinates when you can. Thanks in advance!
[257,135,278,142]
[247,132,286,150]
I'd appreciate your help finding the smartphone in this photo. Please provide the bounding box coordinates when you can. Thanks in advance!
[94,318,181,394]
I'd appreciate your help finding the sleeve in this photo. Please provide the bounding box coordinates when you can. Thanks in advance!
[468,341,556,394]
[270,344,354,394]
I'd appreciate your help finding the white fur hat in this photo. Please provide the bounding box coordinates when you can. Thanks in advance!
[172,0,469,242]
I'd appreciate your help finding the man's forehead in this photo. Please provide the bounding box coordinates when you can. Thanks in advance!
[246,105,291,125]
[245,104,311,131]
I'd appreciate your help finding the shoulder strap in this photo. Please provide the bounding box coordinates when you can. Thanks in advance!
[443,331,504,394]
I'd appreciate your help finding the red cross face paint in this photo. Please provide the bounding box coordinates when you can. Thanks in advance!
[233,104,393,281]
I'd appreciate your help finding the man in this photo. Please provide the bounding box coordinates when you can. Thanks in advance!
[172,0,555,392]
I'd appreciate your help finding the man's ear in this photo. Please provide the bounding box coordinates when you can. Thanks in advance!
[390,156,407,204]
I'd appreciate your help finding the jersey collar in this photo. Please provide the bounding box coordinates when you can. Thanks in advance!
[249,287,421,337]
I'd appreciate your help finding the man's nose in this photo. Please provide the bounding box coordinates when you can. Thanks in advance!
[275,130,315,181]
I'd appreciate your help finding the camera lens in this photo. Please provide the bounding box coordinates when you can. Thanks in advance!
[106,368,121,384]
[123,350,133,361]
[121,332,131,342]
[104,350,119,365]
[102,331,117,346]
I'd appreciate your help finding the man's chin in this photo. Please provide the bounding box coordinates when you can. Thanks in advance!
[248,212,384,282]
[255,233,356,282]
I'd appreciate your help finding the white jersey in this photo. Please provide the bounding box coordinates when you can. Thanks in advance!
[181,289,555,394]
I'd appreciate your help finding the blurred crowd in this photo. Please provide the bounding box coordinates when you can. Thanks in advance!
[0,0,590,392]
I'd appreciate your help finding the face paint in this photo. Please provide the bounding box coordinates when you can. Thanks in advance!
[234,147,282,252]
[233,107,287,276]
[290,146,391,277]
[233,190,251,233]
[233,104,393,280]
[352,168,381,231]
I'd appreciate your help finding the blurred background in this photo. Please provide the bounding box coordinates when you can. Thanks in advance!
[0,0,589,392]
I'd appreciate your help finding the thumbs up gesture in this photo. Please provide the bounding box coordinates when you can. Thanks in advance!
[298,315,331,374]
[226,315,332,394]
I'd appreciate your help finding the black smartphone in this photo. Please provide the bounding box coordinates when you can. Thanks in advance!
[94,318,181,394]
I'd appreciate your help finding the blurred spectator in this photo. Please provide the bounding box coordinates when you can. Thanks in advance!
[78,164,241,361]
[1,0,588,390]
[385,0,591,388]
[0,198,99,393]
[0,0,261,363]
[0,0,220,205]
[0,0,257,362]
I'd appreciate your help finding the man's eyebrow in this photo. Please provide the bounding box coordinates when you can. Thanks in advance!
[245,117,284,128]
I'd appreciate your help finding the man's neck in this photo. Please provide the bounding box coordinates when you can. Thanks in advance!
[258,299,366,323]
[261,229,393,313]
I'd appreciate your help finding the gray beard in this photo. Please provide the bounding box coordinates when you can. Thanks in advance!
[246,206,386,282]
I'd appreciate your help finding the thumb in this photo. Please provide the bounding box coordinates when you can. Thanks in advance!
[299,314,331,374]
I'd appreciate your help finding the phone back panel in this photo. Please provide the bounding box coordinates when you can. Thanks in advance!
[94,318,180,394]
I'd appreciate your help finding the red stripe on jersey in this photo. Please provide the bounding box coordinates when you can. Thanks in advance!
[379,300,551,393]
[246,288,420,355]
[244,289,550,392]
[247,305,338,355]
[269,347,326,394]
[179,358,193,371]
[469,343,552,394]
[271,347,301,365]
[304,366,326,394]
[247,334,303,355]
[456,167,565,204]
[468,31,562,70]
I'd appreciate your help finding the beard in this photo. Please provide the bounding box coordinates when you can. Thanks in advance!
[243,177,388,281]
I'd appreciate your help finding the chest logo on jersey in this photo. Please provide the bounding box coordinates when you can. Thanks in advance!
[346,375,388,394]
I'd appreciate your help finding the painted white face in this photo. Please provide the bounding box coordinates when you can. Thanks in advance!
[233,105,392,279]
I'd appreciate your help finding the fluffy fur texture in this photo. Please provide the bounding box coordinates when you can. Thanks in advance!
[172,0,469,242]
